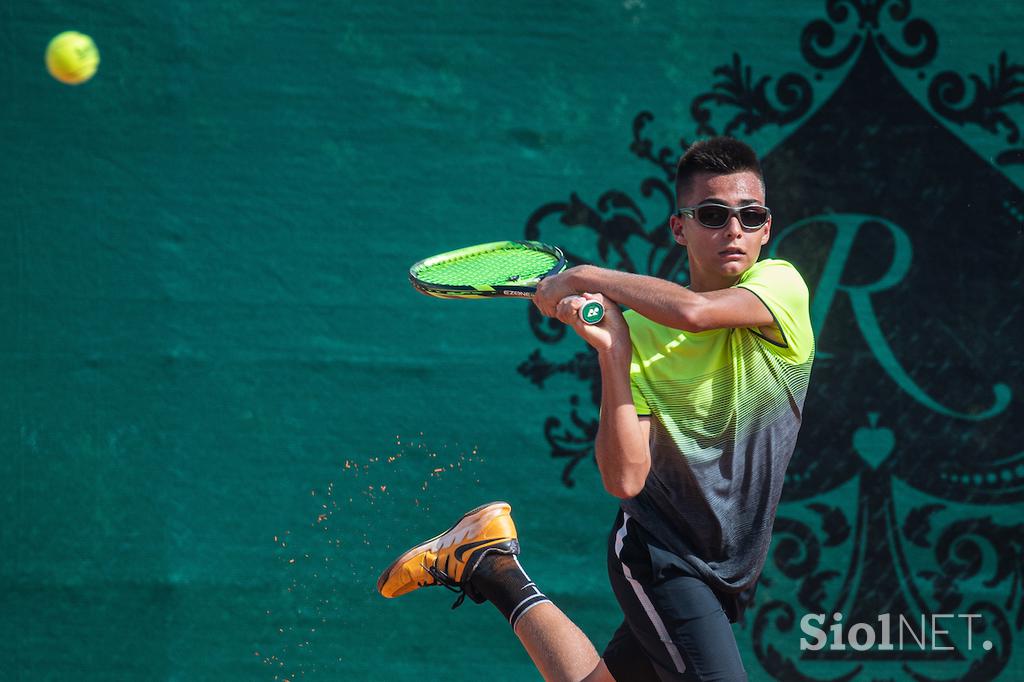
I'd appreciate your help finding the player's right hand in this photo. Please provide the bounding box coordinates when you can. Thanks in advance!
[534,269,578,318]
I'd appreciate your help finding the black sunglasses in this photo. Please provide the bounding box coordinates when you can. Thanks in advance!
[676,203,771,230]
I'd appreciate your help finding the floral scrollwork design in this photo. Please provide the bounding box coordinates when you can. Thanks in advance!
[928,52,1024,165]
[690,54,813,138]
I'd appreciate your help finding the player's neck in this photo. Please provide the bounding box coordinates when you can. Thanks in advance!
[688,268,741,293]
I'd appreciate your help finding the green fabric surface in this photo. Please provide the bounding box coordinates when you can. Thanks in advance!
[2,1,1023,680]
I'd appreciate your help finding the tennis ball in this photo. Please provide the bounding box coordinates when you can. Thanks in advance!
[45,31,100,85]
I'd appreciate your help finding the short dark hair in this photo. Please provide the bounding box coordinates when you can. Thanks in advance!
[675,137,765,203]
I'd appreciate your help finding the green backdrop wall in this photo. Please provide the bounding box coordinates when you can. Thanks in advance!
[2,1,1023,680]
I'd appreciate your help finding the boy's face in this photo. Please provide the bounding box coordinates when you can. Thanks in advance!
[669,170,771,291]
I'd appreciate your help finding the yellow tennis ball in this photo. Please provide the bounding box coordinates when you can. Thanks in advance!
[45,31,100,85]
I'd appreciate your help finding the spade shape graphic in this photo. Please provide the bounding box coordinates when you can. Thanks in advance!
[760,35,1023,666]
[519,16,1022,678]
[764,35,1023,505]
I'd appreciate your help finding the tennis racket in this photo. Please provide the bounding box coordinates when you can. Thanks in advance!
[408,240,605,324]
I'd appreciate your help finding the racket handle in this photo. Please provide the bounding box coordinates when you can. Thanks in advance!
[571,297,605,325]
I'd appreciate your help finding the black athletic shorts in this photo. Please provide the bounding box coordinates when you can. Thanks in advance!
[602,510,751,682]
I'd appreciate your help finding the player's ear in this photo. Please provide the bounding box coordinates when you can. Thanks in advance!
[670,214,687,246]
[760,216,771,246]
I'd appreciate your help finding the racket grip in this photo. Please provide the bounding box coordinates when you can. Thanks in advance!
[574,298,605,325]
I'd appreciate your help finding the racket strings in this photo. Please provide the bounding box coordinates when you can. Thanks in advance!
[415,247,559,286]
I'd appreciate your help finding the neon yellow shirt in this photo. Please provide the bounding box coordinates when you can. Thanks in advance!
[622,258,814,592]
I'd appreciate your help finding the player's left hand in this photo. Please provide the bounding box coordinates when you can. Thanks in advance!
[555,293,629,355]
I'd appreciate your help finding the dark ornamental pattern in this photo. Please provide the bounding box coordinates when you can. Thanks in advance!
[928,53,1024,166]
[691,53,813,138]
[518,1,1023,679]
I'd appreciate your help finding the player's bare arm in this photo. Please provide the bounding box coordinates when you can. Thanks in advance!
[554,294,651,499]
[537,265,774,333]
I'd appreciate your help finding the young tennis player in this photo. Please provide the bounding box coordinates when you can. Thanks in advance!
[377,137,814,681]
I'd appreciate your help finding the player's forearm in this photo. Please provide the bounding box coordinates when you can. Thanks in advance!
[594,349,650,499]
[568,265,709,332]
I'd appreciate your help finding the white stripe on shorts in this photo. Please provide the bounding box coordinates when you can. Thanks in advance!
[614,512,687,674]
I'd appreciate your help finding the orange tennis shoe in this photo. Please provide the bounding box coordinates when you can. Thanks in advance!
[376,501,519,605]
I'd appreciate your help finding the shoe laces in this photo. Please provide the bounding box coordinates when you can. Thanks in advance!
[422,561,469,609]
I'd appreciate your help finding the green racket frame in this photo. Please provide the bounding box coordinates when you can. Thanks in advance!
[409,240,564,299]
[408,240,604,324]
